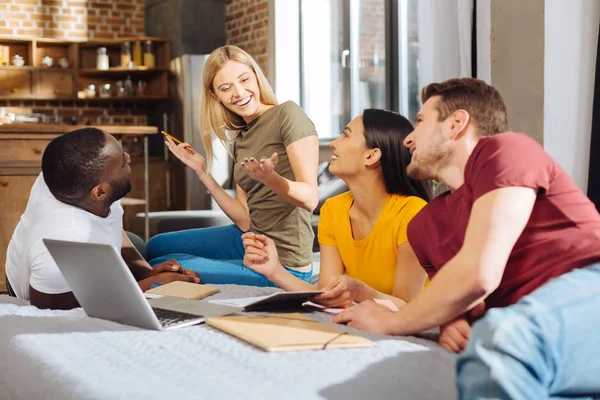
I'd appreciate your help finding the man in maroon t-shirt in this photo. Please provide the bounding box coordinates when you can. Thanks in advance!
[333,78,600,399]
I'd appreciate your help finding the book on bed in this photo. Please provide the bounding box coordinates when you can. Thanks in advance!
[206,312,372,352]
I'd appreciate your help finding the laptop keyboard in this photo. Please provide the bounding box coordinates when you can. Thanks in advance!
[152,307,203,328]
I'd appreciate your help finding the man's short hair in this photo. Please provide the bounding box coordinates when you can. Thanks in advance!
[421,78,508,137]
[42,127,110,202]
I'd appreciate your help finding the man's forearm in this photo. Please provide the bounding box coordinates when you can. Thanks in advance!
[121,232,152,280]
[386,252,493,335]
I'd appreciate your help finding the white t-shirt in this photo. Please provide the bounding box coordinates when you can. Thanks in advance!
[5,173,123,299]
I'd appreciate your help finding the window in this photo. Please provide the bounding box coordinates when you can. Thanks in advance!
[300,0,420,138]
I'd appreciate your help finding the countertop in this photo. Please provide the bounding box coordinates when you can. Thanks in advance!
[0,124,158,135]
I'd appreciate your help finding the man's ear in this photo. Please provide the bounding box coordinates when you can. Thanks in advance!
[90,183,110,201]
[449,109,470,140]
[364,148,382,167]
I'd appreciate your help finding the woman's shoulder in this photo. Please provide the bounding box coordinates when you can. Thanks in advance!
[322,191,353,212]
[276,101,310,120]
[388,194,428,215]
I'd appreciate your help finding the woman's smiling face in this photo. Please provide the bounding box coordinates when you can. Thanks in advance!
[212,60,264,124]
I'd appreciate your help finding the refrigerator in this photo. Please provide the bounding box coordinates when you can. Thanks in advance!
[169,54,231,211]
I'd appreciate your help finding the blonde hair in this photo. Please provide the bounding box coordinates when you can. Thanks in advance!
[200,45,278,169]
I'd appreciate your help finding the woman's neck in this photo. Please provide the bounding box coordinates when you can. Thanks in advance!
[242,103,274,125]
[346,173,389,222]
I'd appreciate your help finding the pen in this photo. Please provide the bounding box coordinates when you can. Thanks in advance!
[161,131,194,152]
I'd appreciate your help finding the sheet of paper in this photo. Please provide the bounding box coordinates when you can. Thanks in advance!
[302,301,344,315]
[373,298,399,312]
[209,295,269,308]
[144,293,164,300]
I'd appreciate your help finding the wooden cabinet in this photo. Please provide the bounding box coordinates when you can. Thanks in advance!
[34,70,75,99]
[0,133,51,292]
[0,171,39,293]
[0,69,32,98]
[0,37,170,102]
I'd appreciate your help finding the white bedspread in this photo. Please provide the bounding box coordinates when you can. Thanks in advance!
[0,286,457,400]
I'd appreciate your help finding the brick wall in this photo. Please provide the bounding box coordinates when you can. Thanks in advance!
[225,0,270,77]
[0,0,147,125]
[0,0,145,39]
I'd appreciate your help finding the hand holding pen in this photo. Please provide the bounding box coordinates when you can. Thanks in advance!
[162,131,208,179]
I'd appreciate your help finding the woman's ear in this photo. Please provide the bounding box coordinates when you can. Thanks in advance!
[210,90,222,103]
[364,148,382,167]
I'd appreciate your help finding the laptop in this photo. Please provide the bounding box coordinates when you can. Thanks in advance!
[43,239,238,331]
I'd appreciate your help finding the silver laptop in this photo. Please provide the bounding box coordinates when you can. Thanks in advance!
[43,238,238,331]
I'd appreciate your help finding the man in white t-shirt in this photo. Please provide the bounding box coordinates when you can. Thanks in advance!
[5,127,199,310]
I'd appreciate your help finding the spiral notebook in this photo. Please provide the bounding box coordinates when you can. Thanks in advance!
[206,312,372,352]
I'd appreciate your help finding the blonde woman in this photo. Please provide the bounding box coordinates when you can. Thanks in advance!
[146,45,319,286]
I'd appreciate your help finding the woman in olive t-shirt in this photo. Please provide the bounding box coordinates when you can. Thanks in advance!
[145,45,319,287]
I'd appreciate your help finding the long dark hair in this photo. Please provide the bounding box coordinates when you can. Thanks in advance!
[362,109,433,201]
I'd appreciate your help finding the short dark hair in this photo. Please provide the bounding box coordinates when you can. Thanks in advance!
[421,77,508,137]
[42,127,110,202]
[363,109,432,201]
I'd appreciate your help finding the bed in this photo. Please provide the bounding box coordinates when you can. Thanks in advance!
[0,285,457,400]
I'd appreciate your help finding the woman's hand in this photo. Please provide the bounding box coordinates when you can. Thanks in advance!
[314,275,367,308]
[165,137,207,179]
[241,152,278,183]
[241,232,282,278]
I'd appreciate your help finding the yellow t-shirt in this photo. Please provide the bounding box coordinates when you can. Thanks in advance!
[318,192,427,295]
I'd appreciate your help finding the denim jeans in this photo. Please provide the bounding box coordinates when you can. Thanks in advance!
[146,224,312,287]
[457,263,600,400]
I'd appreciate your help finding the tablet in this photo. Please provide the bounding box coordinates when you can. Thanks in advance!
[209,291,322,311]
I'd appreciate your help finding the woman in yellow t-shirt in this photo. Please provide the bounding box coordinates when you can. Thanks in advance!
[241,109,432,307]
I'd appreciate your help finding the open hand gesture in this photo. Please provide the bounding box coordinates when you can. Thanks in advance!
[241,152,278,183]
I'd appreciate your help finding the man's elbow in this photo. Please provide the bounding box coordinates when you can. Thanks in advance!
[29,285,79,310]
[472,269,502,297]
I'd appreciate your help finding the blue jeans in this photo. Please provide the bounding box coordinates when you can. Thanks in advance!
[146,224,312,287]
[457,264,600,400]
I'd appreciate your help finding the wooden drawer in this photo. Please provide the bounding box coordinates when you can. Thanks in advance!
[0,139,51,165]
[35,70,75,98]
[0,70,32,97]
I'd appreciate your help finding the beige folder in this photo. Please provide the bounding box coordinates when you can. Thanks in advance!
[206,312,372,352]
[146,281,220,300]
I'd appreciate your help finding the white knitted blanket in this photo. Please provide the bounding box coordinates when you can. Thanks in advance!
[0,287,456,400]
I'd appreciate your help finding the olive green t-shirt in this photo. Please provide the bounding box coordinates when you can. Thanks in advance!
[233,101,317,268]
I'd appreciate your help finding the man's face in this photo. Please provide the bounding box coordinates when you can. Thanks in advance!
[403,96,453,181]
[103,133,132,203]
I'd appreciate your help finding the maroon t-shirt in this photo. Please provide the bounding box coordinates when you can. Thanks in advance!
[408,132,600,308]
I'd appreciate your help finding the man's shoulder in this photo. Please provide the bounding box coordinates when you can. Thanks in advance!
[407,194,449,233]
[476,132,543,154]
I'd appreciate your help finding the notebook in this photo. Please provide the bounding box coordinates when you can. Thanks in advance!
[209,291,322,311]
[206,312,372,352]
[146,281,220,300]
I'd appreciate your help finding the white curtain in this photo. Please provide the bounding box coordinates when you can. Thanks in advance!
[417,0,474,89]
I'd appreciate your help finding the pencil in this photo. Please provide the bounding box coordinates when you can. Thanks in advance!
[161,131,194,152]
[161,130,183,145]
